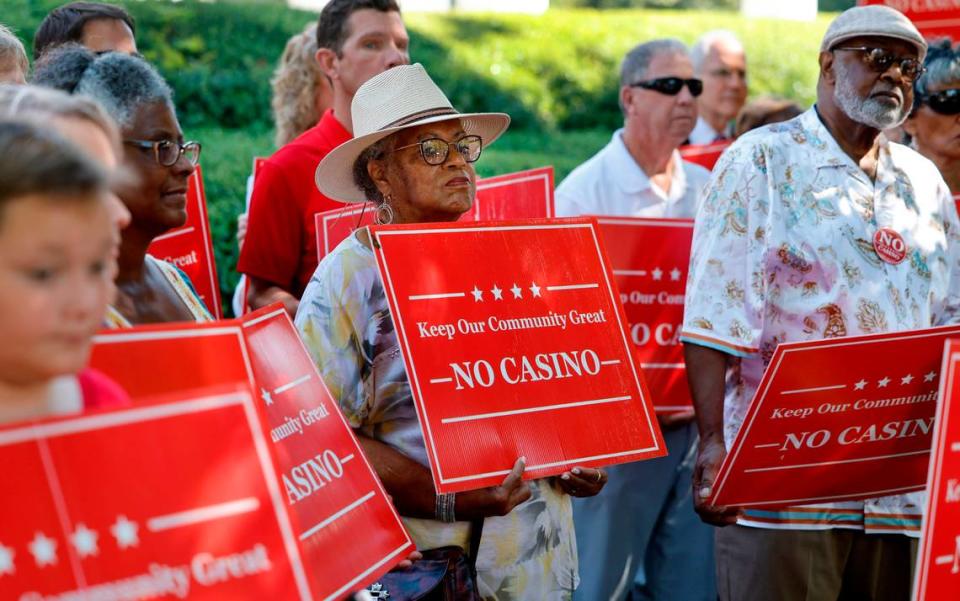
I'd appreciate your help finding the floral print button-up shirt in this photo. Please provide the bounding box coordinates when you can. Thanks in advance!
[681,108,960,535]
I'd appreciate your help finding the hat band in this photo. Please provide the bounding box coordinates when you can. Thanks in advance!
[383,107,460,129]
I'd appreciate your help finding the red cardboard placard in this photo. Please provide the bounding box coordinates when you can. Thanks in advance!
[914,339,960,601]
[709,325,960,508]
[860,1,960,40]
[313,167,555,263]
[679,141,731,171]
[0,388,313,599]
[87,312,413,598]
[147,165,223,318]
[370,218,666,493]
[596,218,694,412]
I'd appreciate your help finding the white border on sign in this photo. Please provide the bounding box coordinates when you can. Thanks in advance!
[475,170,554,219]
[912,347,959,600]
[191,169,222,318]
[314,205,374,262]
[0,392,315,601]
[712,325,960,505]
[374,221,662,489]
[241,309,414,599]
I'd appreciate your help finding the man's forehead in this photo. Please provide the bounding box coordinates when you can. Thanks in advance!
[837,35,919,57]
[647,51,693,74]
[345,8,405,38]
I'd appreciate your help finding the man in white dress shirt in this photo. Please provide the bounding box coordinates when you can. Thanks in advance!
[557,39,716,601]
[687,30,747,145]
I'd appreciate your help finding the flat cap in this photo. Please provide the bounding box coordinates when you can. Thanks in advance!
[821,5,926,60]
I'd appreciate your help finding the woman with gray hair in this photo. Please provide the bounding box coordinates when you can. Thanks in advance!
[33,45,211,326]
[904,38,960,194]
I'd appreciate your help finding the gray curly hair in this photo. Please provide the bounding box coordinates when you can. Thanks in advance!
[31,43,173,129]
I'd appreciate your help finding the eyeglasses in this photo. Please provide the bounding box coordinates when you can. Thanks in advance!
[630,77,703,97]
[124,139,201,167]
[832,47,926,82]
[389,134,483,166]
[919,88,960,115]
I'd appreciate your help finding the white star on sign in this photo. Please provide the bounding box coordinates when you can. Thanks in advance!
[491,284,503,300]
[260,388,273,406]
[854,379,867,391]
[471,286,484,302]
[669,268,682,281]
[901,374,914,385]
[529,283,541,298]
[878,376,891,388]
[651,268,663,281]
[71,523,98,558]
[510,283,522,299]
[111,515,139,549]
[925,371,938,383]
[28,532,56,567]
[0,542,14,576]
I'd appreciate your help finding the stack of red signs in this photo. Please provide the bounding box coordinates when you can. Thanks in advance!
[147,165,223,318]
[914,339,960,601]
[370,217,666,493]
[88,307,413,599]
[859,1,960,40]
[596,217,694,412]
[0,388,313,599]
[313,167,555,264]
[709,325,960,508]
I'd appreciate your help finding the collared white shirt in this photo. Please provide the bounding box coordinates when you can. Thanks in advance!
[681,108,960,535]
[554,129,711,219]
[688,115,731,145]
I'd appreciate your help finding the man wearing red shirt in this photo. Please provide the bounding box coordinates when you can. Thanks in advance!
[239,0,410,315]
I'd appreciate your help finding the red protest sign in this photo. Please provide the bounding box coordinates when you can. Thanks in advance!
[0,388,313,600]
[679,141,731,171]
[465,166,554,221]
[147,165,223,318]
[88,314,413,597]
[914,339,960,601]
[709,325,960,508]
[596,218,693,412]
[313,167,555,263]
[370,218,665,493]
[241,306,414,598]
[860,1,960,40]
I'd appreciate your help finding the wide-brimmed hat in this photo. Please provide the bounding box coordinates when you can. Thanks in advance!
[820,5,926,61]
[315,64,511,203]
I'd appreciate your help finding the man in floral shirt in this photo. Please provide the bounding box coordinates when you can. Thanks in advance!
[681,6,960,600]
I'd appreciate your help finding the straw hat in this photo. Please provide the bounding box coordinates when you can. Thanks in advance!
[315,64,511,203]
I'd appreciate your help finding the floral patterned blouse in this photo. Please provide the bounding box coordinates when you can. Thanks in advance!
[296,231,578,600]
[681,108,960,535]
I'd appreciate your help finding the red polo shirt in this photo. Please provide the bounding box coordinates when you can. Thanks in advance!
[238,109,352,298]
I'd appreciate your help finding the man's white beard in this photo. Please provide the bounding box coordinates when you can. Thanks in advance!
[833,60,909,130]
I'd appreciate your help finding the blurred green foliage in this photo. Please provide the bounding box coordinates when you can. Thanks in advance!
[5,0,833,312]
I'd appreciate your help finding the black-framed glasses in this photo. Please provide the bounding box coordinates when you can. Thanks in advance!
[389,134,483,166]
[833,47,926,82]
[919,88,960,115]
[124,139,201,167]
[630,77,703,97]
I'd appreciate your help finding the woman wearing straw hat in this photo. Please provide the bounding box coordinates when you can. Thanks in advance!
[296,64,606,600]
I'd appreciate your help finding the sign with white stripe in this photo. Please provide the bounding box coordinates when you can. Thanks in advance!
[370,218,665,493]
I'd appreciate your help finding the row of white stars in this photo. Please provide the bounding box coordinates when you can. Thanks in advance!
[471,283,542,302]
[651,267,683,281]
[852,371,937,390]
[0,515,138,575]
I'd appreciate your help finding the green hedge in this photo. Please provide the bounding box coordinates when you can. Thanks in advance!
[8,1,830,131]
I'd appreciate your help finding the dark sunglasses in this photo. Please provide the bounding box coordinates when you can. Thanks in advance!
[833,47,926,82]
[920,89,960,115]
[630,77,703,97]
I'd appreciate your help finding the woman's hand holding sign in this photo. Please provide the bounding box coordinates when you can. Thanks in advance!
[556,466,607,497]
[456,457,532,518]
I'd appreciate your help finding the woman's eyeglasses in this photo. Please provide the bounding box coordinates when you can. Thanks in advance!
[630,77,703,97]
[832,47,926,82]
[389,134,483,166]
[920,89,960,116]
[124,139,202,167]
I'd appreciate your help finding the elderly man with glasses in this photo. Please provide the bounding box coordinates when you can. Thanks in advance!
[556,39,715,601]
[681,6,960,601]
[688,30,747,144]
